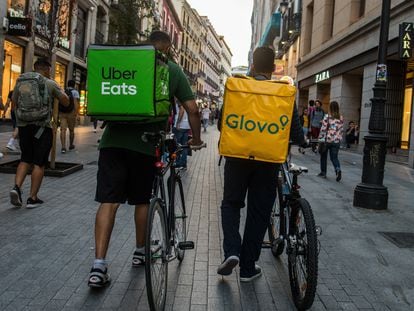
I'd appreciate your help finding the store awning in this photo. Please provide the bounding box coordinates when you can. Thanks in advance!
[259,13,281,47]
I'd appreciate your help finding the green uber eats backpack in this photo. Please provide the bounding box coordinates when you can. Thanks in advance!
[86,45,170,122]
[15,72,50,125]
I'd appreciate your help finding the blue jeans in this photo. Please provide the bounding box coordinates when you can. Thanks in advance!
[173,127,189,167]
[320,142,341,174]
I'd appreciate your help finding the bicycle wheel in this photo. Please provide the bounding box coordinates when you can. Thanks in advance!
[173,177,187,261]
[288,198,318,311]
[268,184,285,257]
[145,198,168,311]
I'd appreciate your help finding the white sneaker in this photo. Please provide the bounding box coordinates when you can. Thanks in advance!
[6,143,17,151]
[0,152,3,158]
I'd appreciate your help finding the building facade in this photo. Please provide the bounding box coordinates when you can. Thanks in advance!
[296,0,414,167]
[219,36,232,107]
[171,0,232,106]
[1,0,110,117]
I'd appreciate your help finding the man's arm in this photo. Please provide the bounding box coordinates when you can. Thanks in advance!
[181,99,202,146]
[289,105,306,145]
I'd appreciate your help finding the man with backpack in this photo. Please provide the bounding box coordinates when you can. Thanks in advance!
[9,58,69,209]
[59,80,79,153]
[217,47,306,281]
[88,31,204,288]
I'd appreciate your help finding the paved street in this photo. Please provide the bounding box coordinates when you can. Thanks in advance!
[0,125,414,310]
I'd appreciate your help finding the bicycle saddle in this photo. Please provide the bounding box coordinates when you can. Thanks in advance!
[289,163,308,174]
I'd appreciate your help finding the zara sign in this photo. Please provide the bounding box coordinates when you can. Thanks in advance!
[315,70,330,83]
[399,22,413,59]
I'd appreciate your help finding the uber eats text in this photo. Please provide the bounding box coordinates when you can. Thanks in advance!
[100,67,137,95]
[225,114,289,134]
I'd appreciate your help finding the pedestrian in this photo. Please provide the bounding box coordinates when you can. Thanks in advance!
[217,47,306,282]
[299,107,309,154]
[345,121,358,148]
[88,30,204,288]
[173,102,191,169]
[59,80,79,153]
[9,58,69,209]
[317,101,344,181]
[201,105,211,132]
[2,90,19,151]
[310,99,324,152]
[91,117,98,133]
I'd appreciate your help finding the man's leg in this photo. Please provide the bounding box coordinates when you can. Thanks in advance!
[95,203,121,259]
[239,163,278,277]
[218,159,250,275]
[68,115,76,147]
[135,204,148,247]
[15,162,31,188]
[29,165,45,200]
[60,116,68,151]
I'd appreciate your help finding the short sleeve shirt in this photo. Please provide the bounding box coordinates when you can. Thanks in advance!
[99,60,195,155]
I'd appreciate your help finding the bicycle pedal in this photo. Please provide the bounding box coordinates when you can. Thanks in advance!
[178,241,194,250]
[261,241,272,248]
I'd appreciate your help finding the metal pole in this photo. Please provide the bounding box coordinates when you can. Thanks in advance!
[353,0,391,210]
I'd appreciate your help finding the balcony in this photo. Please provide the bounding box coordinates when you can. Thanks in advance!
[95,30,104,44]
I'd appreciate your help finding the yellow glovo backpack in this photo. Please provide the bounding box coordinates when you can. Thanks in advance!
[219,75,296,163]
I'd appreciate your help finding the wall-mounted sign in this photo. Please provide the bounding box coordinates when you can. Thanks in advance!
[399,22,413,59]
[315,70,330,83]
[7,17,31,37]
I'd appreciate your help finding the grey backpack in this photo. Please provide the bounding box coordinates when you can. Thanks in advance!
[15,72,50,124]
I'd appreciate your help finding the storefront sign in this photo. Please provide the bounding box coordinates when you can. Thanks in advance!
[315,70,330,83]
[7,17,31,37]
[399,22,413,59]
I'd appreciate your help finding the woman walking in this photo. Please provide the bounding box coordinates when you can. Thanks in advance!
[299,107,309,154]
[318,101,344,181]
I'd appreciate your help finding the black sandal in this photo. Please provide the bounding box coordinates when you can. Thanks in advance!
[88,267,110,288]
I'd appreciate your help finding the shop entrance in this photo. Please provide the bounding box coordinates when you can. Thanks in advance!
[2,40,23,116]
[401,59,414,149]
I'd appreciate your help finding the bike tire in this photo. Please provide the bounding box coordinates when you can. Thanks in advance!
[173,178,187,262]
[268,183,285,257]
[145,198,168,311]
[288,198,318,311]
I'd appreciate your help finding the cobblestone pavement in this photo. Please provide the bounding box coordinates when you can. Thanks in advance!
[0,125,413,310]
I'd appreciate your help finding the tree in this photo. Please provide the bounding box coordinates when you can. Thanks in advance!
[108,0,160,44]
[30,0,76,169]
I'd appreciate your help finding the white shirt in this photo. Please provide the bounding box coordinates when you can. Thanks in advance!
[202,108,211,120]
[174,104,190,130]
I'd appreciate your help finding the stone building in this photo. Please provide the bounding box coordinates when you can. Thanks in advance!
[0,0,111,117]
[297,0,414,166]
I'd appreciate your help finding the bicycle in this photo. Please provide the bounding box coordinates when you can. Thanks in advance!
[264,145,321,310]
[142,131,205,311]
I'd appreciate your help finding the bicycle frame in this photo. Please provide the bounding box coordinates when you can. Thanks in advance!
[150,133,185,260]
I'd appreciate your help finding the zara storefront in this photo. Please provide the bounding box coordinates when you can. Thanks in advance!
[296,1,414,167]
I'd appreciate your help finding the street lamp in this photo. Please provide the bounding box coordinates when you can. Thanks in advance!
[353,0,391,210]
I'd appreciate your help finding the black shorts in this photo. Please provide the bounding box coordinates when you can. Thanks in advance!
[19,125,53,166]
[95,148,157,205]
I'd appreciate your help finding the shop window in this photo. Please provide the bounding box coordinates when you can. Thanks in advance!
[7,0,28,17]
[75,7,87,58]
[54,62,67,88]
[2,41,23,116]
[401,86,412,149]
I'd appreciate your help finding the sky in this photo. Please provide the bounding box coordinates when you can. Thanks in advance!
[186,0,253,67]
